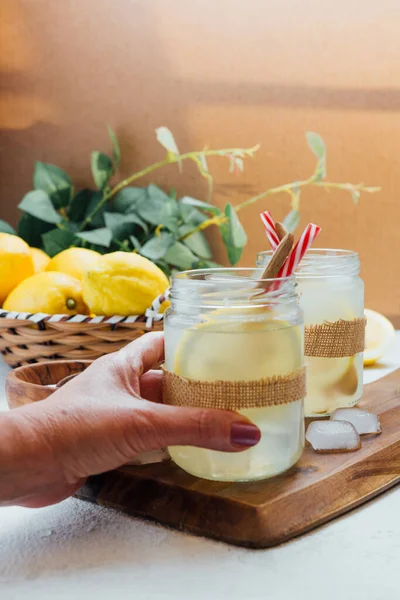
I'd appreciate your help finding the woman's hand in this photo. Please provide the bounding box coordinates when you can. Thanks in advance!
[0,333,260,508]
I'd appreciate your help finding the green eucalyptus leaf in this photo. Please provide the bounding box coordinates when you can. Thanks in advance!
[306,132,326,160]
[0,220,16,235]
[225,203,247,247]
[180,196,221,215]
[164,241,197,270]
[129,235,141,251]
[77,227,112,247]
[91,151,113,190]
[62,219,79,234]
[33,161,73,208]
[19,190,62,224]
[220,224,244,265]
[179,203,208,225]
[84,191,109,228]
[282,209,300,233]
[104,211,147,231]
[136,185,179,233]
[219,204,247,265]
[107,126,120,168]
[68,189,92,222]
[113,187,147,214]
[179,224,212,259]
[148,184,179,217]
[41,228,77,257]
[104,211,148,240]
[140,232,174,261]
[17,213,54,247]
[156,126,179,156]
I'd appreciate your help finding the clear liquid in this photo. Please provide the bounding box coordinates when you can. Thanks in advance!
[165,315,305,481]
[299,276,364,416]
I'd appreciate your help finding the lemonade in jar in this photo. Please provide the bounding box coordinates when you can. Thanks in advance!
[257,249,365,417]
[163,269,305,482]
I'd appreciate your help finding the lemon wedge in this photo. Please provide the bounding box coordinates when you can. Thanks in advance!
[174,311,303,381]
[168,309,305,481]
[364,309,395,366]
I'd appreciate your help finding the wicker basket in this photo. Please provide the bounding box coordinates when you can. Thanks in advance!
[0,292,167,368]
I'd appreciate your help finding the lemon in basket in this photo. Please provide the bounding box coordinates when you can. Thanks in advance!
[0,233,34,305]
[46,247,101,281]
[31,247,51,273]
[82,251,169,316]
[3,271,89,315]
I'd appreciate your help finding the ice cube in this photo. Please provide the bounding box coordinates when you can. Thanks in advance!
[330,408,381,435]
[306,420,361,453]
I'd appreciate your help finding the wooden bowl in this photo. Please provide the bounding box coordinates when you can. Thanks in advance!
[6,360,92,409]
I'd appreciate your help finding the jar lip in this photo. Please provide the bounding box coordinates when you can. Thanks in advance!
[257,248,358,260]
[174,268,295,286]
[256,248,360,278]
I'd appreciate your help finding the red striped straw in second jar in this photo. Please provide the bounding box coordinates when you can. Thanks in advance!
[278,223,321,277]
[259,211,321,279]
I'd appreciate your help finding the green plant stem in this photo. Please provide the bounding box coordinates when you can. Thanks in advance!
[179,177,378,240]
[79,146,259,232]
[234,176,315,214]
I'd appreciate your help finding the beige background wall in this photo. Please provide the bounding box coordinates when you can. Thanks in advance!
[0,0,399,314]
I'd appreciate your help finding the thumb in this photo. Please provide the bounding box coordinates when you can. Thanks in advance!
[134,402,261,453]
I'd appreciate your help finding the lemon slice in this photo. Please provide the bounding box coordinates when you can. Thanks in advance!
[300,281,359,390]
[307,355,353,390]
[174,310,303,381]
[364,309,395,366]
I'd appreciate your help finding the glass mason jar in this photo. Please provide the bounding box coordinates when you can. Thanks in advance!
[256,249,364,417]
[163,268,305,482]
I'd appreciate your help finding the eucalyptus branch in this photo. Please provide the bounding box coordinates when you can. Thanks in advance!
[179,176,380,241]
[13,128,380,272]
[79,145,259,232]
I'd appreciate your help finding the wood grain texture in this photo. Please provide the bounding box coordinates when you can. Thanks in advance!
[6,360,91,408]
[77,369,400,548]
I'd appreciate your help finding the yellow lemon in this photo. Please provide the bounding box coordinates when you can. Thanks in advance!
[3,272,89,315]
[46,247,101,281]
[0,233,34,305]
[364,309,395,366]
[82,251,170,316]
[31,247,51,273]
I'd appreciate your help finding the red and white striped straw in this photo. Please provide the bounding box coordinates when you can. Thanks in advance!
[260,211,280,249]
[278,223,321,278]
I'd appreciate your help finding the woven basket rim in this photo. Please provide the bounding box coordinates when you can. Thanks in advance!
[0,308,161,324]
[0,290,169,327]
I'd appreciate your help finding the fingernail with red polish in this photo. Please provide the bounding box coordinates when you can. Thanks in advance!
[230,422,261,447]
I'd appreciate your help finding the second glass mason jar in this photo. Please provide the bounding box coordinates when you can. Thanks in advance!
[257,249,364,417]
[164,268,305,482]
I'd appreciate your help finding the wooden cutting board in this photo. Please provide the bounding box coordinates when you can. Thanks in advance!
[77,369,400,548]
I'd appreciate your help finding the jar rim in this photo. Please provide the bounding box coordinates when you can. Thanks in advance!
[171,268,299,308]
[257,248,358,260]
[256,248,360,278]
[174,267,295,286]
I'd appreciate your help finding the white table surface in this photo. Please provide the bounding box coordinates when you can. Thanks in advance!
[1,335,400,600]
